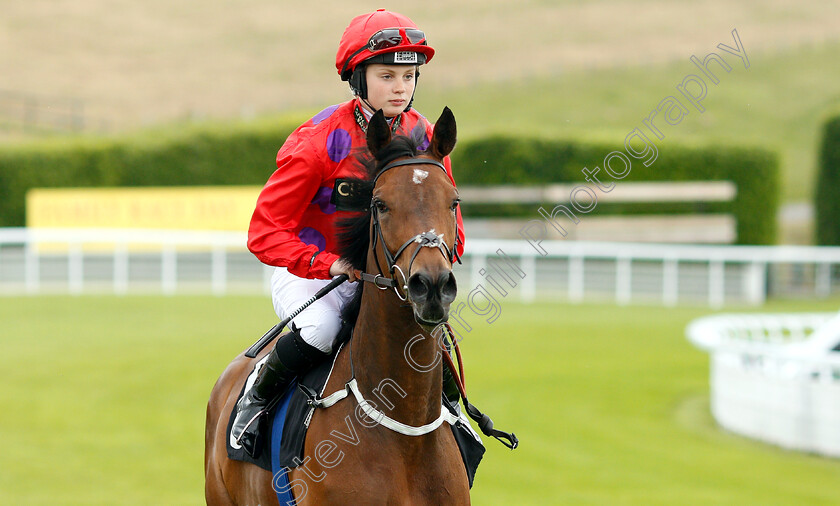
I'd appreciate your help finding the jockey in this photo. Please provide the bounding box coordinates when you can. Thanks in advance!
[232,9,466,457]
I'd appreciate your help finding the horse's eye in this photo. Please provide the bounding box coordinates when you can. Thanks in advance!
[450,199,461,211]
[374,199,389,213]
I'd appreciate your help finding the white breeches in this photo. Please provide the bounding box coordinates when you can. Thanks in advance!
[270,266,357,354]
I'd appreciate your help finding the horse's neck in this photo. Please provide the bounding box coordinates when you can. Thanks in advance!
[350,285,443,427]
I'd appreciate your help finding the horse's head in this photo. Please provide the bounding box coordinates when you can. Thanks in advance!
[365,107,460,329]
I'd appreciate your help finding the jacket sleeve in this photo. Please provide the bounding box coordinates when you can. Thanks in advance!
[247,134,340,279]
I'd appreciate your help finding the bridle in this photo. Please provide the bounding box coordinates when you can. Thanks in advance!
[358,157,462,301]
[299,155,519,451]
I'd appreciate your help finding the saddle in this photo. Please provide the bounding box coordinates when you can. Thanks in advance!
[225,345,337,471]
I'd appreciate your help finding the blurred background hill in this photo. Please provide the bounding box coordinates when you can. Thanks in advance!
[2,0,840,238]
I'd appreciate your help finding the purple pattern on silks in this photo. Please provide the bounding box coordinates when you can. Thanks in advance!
[326,128,352,163]
[311,104,339,125]
[298,227,326,251]
[411,122,430,152]
[311,186,336,214]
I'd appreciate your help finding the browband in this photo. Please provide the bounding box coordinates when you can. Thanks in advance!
[373,158,446,185]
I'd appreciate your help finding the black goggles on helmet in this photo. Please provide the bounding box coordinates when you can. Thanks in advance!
[341,28,427,78]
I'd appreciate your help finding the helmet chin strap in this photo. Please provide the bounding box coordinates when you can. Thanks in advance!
[404,68,419,112]
[352,65,420,115]
[360,97,378,115]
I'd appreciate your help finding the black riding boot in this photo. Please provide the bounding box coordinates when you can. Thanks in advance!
[232,326,329,458]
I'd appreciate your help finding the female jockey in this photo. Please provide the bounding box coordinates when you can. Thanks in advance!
[232,9,466,457]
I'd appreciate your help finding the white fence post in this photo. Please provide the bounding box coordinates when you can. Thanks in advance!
[161,245,177,295]
[744,262,767,306]
[569,254,584,303]
[663,257,679,307]
[709,259,725,309]
[212,244,227,296]
[616,256,631,306]
[113,243,129,295]
[68,242,83,294]
[816,263,832,298]
[470,253,486,291]
[25,240,40,294]
[520,252,536,303]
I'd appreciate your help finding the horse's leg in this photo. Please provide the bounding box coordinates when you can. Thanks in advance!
[205,366,240,505]
[205,454,235,506]
[205,354,282,505]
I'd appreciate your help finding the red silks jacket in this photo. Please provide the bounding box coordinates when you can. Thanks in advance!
[248,99,466,279]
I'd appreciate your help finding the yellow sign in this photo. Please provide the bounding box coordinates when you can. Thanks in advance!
[27,186,262,231]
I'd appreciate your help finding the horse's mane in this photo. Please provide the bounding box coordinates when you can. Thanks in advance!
[335,132,425,338]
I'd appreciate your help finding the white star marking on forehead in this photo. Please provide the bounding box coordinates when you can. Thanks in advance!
[412,169,429,185]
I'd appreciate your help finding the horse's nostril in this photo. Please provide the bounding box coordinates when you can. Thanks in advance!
[407,273,431,301]
[438,271,457,302]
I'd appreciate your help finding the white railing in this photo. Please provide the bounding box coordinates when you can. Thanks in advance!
[464,239,840,306]
[0,228,250,296]
[687,313,840,458]
[1,227,839,305]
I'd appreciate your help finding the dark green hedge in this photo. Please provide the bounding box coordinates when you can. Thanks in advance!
[0,116,304,226]
[816,115,840,246]
[451,136,779,245]
[0,120,779,244]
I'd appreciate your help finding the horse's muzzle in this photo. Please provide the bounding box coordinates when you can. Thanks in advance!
[407,270,457,325]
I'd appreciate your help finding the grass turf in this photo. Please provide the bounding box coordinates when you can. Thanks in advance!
[1,295,840,504]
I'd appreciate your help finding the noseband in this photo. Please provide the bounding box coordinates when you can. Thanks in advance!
[361,157,461,301]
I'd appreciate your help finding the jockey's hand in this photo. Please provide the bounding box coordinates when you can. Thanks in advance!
[329,258,359,282]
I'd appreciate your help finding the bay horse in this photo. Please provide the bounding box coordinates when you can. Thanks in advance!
[205,107,470,505]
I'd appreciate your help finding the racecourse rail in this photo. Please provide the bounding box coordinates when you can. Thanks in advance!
[0,227,838,305]
[687,312,840,457]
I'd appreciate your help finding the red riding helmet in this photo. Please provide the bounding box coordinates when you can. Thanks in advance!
[336,9,436,81]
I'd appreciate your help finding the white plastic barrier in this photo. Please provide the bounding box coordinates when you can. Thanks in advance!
[687,312,840,457]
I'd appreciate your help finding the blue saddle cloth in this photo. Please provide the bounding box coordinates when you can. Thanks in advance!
[269,383,297,506]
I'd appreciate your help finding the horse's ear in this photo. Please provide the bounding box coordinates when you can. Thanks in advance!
[428,106,457,159]
[366,109,391,156]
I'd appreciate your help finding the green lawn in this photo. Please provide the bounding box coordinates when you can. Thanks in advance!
[2,295,840,504]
